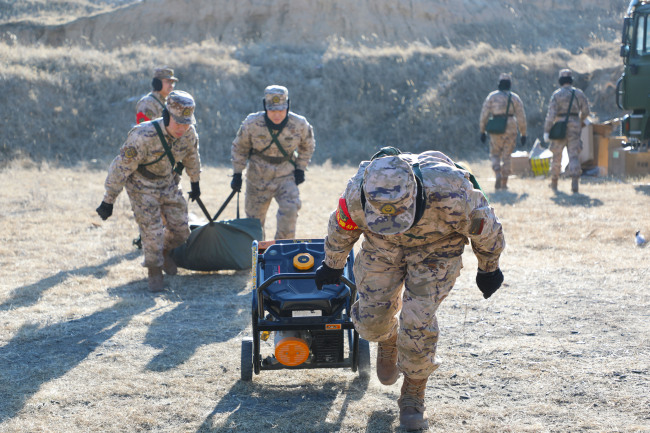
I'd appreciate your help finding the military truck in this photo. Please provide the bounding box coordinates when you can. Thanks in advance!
[617,0,650,148]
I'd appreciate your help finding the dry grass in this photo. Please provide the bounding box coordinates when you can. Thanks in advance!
[1,161,649,432]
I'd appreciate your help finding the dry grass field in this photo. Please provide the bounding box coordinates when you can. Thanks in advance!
[1,0,648,431]
[1,159,649,432]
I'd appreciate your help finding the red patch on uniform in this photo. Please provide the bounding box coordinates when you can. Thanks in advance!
[136,112,150,124]
[336,197,358,231]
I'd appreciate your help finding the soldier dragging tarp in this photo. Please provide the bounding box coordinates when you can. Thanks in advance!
[96,91,202,292]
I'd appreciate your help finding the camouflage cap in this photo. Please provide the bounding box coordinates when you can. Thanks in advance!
[264,85,289,110]
[166,90,196,125]
[499,73,512,81]
[362,156,416,235]
[559,68,573,79]
[153,67,178,82]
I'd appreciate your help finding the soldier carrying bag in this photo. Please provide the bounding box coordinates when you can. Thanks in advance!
[485,92,512,134]
[548,90,575,140]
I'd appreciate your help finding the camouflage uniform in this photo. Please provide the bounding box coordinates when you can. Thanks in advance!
[103,91,201,268]
[544,69,590,180]
[231,86,315,239]
[323,151,505,379]
[135,67,178,124]
[479,73,527,183]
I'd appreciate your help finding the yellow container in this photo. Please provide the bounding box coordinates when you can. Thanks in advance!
[530,157,550,176]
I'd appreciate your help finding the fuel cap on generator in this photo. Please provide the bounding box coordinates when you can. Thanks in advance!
[293,253,315,270]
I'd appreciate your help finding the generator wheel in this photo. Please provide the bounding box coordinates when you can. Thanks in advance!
[358,338,371,378]
[241,338,253,381]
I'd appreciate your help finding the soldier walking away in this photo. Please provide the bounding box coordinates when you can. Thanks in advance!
[479,73,527,190]
[314,148,505,431]
[96,91,202,292]
[136,67,178,124]
[230,85,316,240]
[543,69,591,193]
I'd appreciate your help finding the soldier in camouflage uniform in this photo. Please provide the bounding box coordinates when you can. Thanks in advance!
[97,91,202,292]
[132,67,178,249]
[543,69,591,193]
[479,73,527,190]
[230,85,316,240]
[135,67,178,124]
[315,148,505,431]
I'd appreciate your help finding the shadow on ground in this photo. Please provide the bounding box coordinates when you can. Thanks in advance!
[0,278,155,423]
[486,191,529,205]
[0,251,140,311]
[196,375,370,432]
[143,270,250,372]
[550,191,604,207]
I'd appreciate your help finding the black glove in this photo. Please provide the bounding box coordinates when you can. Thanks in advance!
[480,132,487,143]
[231,173,242,192]
[188,181,200,201]
[294,169,305,185]
[520,135,527,148]
[96,201,113,221]
[314,262,344,290]
[476,268,504,299]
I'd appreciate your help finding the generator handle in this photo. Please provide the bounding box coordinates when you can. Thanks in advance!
[256,273,356,318]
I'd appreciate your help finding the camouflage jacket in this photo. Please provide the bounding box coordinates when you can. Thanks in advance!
[103,119,201,203]
[324,151,505,272]
[544,85,590,133]
[479,90,527,135]
[135,91,166,124]
[231,111,315,183]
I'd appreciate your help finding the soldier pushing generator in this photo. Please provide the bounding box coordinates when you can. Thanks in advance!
[315,147,505,431]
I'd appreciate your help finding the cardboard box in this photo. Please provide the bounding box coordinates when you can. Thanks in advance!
[510,151,532,176]
[596,136,626,176]
[608,147,627,177]
[625,150,650,177]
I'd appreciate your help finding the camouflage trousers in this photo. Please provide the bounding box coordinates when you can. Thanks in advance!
[245,174,300,240]
[351,236,463,380]
[550,122,583,177]
[126,181,190,268]
[489,130,517,177]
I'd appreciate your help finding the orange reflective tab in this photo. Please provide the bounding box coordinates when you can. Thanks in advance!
[336,197,358,231]
[325,324,341,330]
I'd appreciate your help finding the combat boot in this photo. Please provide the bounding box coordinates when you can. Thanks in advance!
[398,375,429,431]
[162,249,177,276]
[494,173,502,190]
[147,267,165,292]
[571,176,579,193]
[550,176,558,191]
[376,334,399,385]
[501,175,508,190]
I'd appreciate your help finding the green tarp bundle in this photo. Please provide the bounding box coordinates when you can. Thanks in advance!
[171,193,263,271]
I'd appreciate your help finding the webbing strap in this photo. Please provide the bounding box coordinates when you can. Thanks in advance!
[151,93,166,110]
[564,90,576,122]
[266,126,297,168]
[150,121,183,174]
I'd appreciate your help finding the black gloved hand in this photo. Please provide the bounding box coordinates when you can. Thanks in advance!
[476,268,504,299]
[314,262,344,290]
[520,135,527,148]
[188,181,201,201]
[294,169,305,185]
[480,132,487,143]
[96,201,113,221]
[231,173,242,192]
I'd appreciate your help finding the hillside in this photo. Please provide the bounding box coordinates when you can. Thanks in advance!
[0,0,630,166]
